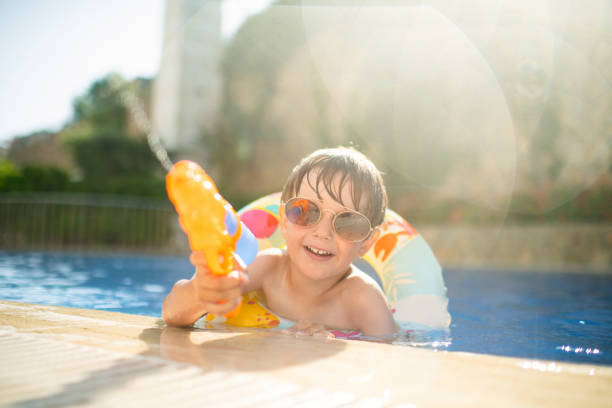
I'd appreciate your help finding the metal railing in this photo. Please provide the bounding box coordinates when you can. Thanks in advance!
[0,193,184,253]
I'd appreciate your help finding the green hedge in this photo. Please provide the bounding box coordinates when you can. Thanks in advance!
[0,160,166,199]
[0,161,70,193]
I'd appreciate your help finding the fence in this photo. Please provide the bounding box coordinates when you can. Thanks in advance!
[0,193,184,254]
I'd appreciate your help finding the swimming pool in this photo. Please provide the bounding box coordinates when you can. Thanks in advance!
[1,251,610,366]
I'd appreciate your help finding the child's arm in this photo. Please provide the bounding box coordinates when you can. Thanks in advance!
[162,251,247,327]
[344,280,399,337]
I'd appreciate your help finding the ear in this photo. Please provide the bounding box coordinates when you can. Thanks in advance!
[357,227,381,257]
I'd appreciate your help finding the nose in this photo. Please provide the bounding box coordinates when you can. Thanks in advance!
[312,209,335,239]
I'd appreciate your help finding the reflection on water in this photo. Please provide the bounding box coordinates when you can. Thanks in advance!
[154,326,346,372]
[0,251,610,365]
[391,328,451,351]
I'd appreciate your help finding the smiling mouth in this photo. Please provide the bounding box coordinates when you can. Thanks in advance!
[305,245,334,257]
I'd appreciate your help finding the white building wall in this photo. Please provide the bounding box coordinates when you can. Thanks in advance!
[152,0,221,162]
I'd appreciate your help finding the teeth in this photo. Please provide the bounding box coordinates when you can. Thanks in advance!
[307,246,332,256]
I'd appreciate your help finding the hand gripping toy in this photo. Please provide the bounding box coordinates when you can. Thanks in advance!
[166,160,257,317]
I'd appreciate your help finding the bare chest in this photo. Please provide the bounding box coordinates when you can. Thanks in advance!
[262,282,351,329]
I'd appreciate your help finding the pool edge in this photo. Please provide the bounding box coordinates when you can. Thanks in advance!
[1,300,611,407]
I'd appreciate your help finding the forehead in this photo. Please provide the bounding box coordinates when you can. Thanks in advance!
[296,170,361,210]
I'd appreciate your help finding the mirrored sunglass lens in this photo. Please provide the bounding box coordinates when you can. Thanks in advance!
[334,212,370,241]
[286,199,320,226]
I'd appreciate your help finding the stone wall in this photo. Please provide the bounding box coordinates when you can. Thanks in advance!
[419,223,612,272]
[8,132,74,171]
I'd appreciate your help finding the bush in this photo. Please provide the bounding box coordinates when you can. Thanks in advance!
[0,161,70,193]
[68,133,161,180]
[21,166,69,192]
[0,160,23,192]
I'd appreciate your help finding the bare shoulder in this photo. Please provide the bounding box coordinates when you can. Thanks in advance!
[242,247,286,293]
[341,267,388,307]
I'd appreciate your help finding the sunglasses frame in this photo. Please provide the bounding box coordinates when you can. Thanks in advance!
[282,196,373,242]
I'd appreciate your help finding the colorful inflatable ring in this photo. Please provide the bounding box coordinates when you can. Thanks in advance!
[205,192,451,332]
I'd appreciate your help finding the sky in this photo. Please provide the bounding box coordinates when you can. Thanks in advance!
[0,0,270,146]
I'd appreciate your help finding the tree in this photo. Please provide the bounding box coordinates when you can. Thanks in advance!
[71,74,127,134]
[60,73,165,197]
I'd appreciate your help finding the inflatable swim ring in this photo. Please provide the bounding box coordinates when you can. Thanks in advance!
[205,192,451,332]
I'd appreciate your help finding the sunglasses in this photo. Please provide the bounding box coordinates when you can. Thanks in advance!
[283,197,373,242]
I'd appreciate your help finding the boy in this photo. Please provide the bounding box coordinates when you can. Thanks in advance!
[162,147,398,337]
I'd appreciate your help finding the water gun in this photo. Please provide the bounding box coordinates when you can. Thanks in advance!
[166,160,257,316]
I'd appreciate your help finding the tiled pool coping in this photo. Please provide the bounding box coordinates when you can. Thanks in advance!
[1,300,610,407]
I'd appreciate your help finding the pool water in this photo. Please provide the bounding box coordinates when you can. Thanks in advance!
[444,268,611,366]
[1,251,610,366]
[0,252,189,317]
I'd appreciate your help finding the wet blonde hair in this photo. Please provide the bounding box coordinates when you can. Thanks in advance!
[281,147,387,227]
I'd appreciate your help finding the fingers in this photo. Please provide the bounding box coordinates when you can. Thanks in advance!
[194,268,245,290]
[194,285,242,303]
[191,252,248,285]
[188,251,249,317]
[282,320,335,339]
[190,253,247,314]
[193,271,243,304]
[197,272,244,299]
[201,296,242,316]
[189,251,206,267]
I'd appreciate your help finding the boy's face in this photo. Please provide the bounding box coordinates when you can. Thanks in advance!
[280,171,378,282]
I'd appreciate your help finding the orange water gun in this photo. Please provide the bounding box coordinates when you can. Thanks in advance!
[166,160,245,316]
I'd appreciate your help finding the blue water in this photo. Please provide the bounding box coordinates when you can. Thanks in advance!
[1,251,610,366]
[0,252,191,317]
[445,267,611,366]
